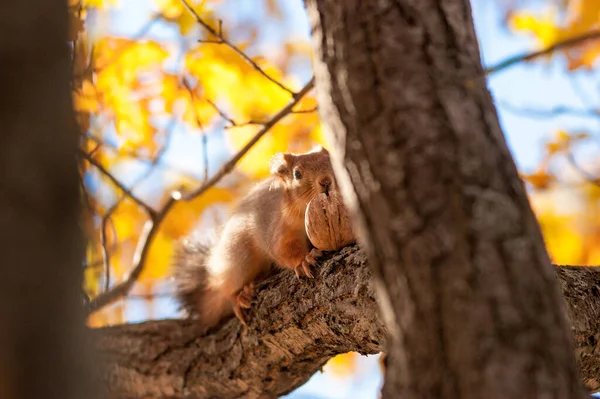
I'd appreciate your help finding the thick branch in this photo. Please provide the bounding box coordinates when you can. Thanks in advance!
[94,247,600,398]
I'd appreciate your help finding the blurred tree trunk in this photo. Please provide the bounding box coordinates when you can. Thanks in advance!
[0,1,94,399]
[306,0,587,398]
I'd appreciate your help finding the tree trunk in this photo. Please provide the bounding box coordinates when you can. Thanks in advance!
[0,1,95,398]
[305,0,586,398]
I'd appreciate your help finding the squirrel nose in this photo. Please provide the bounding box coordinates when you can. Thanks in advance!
[319,176,332,193]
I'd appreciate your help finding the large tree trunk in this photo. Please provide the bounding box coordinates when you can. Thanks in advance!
[305,0,585,398]
[0,1,94,398]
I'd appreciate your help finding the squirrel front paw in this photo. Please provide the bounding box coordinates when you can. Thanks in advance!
[294,248,323,279]
[231,282,256,326]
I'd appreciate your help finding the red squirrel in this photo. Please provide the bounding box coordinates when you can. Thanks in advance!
[172,146,336,328]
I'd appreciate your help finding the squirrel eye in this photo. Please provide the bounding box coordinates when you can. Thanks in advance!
[293,169,303,180]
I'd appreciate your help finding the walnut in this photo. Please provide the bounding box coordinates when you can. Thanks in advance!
[305,190,355,251]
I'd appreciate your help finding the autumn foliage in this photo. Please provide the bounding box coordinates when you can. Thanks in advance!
[74,0,600,383]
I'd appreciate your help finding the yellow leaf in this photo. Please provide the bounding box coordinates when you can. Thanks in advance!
[143,232,173,281]
[83,0,117,9]
[524,169,555,190]
[111,199,146,242]
[509,9,561,49]
[323,352,358,378]
[509,1,600,69]
[535,204,584,264]
[185,44,293,121]
[156,0,219,35]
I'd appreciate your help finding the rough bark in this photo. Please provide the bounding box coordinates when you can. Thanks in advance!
[95,246,385,399]
[94,245,600,399]
[0,1,95,398]
[557,266,600,392]
[305,0,585,398]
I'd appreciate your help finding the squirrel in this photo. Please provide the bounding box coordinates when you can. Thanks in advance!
[172,146,337,328]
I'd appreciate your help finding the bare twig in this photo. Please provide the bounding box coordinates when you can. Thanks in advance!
[79,151,156,217]
[85,77,315,314]
[201,129,209,181]
[180,0,296,96]
[291,106,318,114]
[100,206,116,292]
[85,133,200,182]
[223,120,266,129]
[486,29,600,75]
[205,98,237,126]
[566,151,600,188]
[498,101,600,119]
[125,292,175,300]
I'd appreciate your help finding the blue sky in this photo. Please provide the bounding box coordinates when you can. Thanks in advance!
[96,0,600,397]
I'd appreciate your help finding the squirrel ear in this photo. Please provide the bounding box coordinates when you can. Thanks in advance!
[310,145,329,155]
[269,152,294,176]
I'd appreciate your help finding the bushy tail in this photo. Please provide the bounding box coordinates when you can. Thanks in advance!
[171,234,232,329]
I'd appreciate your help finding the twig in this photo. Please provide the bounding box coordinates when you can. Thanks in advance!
[125,292,175,300]
[205,98,237,127]
[85,133,200,182]
[498,101,600,119]
[291,106,318,114]
[180,0,296,96]
[566,151,600,188]
[202,129,209,181]
[101,206,116,292]
[486,30,600,75]
[182,79,211,181]
[79,150,156,217]
[85,77,315,314]
[224,120,266,130]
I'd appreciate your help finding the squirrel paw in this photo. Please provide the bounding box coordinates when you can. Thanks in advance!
[232,283,256,326]
[295,248,324,279]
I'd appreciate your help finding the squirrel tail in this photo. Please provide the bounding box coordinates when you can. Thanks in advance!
[171,234,232,329]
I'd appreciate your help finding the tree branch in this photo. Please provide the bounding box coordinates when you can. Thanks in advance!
[80,151,156,217]
[567,150,600,188]
[486,29,600,75]
[498,100,600,119]
[94,246,384,399]
[93,245,600,398]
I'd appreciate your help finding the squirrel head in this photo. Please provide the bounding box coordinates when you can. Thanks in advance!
[269,145,337,205]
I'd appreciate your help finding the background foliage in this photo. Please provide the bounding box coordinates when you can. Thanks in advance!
[72,0,600,397]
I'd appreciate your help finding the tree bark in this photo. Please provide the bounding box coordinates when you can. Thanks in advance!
[95,246,385,399]
[0,1,95,399]
[305,0,585,398]
[94,245,600,399]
